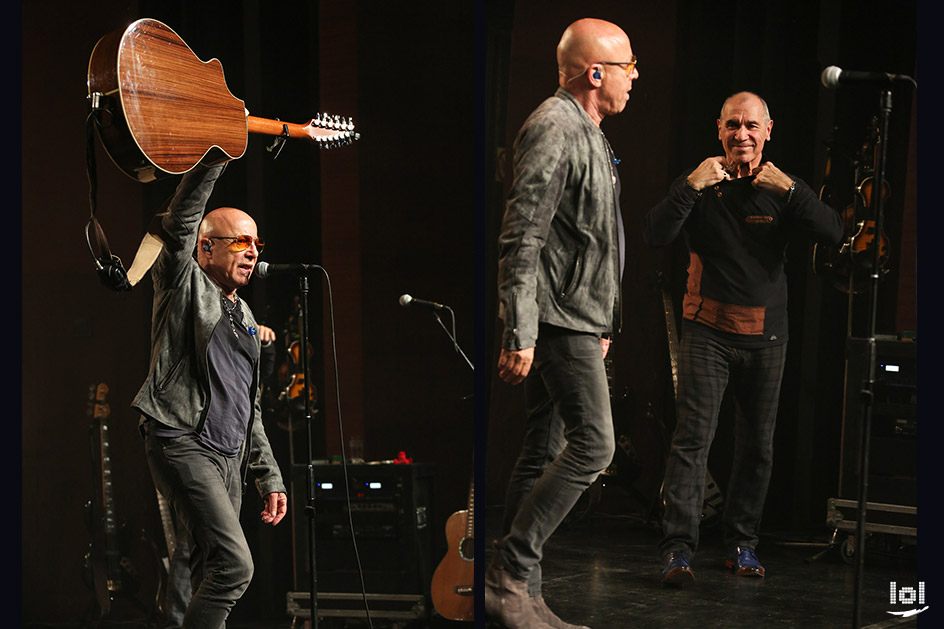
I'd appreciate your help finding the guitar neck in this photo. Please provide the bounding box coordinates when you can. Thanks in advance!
[247,115,358,145]
[660,278,680,398]
[464,483,474,540]
[156,490,177,559]
[98,424,118,544]
[89,384,123,590]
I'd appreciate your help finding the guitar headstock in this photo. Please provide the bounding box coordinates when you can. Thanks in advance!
[304,114,361,148]
[87,382,111,422]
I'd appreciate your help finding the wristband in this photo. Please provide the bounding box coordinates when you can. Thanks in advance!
[686,178,703,197]
[785,180,797,205]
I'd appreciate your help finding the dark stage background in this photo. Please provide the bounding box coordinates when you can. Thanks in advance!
[22,0,474,624]
[483,0,917,553]
[21,0,919,626]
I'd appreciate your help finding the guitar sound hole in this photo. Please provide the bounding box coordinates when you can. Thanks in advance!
[459,538,474,561]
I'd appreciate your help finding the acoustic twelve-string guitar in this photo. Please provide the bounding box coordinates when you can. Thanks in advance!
[87,18,358,183]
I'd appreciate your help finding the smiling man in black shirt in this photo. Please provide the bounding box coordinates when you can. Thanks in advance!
[644,91,843,587]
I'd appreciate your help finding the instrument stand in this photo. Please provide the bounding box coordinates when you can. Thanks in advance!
[850,87,892,629]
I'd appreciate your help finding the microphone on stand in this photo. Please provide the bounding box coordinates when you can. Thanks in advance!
[820,65,916,88]
[399,294,473,370]
[399,294,446,311]
[254,261,319,278]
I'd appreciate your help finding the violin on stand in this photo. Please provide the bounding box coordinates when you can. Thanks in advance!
[845,118,891,276]
[278,297,319,423]
[812,118,891,294]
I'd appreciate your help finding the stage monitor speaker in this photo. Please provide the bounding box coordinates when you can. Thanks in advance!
[838,337,917,505]
[290,461,435,599]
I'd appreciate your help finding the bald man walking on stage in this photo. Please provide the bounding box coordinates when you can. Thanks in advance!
[488,18,639,629]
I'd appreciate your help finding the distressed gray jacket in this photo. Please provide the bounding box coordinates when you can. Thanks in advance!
[498,88,622,350]
[131,164,286,498]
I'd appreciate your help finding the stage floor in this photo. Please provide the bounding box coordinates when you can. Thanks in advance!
[484,504,921,629]
[22,505,921,629]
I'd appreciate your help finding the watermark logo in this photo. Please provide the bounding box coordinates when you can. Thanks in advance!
[888,581,928,618]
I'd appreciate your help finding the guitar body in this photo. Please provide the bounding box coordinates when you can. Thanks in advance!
[430,509,474,622]
[88,19,248,182]
[83,498,111,621]
[88,19,358,184]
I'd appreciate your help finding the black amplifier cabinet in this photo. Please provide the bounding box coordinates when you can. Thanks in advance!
[838,337,917,505]
[291,461,435,601]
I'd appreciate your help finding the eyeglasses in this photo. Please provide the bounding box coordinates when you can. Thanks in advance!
[209,235,265,252]
[599,56,638,76]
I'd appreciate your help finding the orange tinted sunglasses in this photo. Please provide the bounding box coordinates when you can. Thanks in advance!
[209,235,265,252]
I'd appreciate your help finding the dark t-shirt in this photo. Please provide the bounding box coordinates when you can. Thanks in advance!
[147,296,257,457]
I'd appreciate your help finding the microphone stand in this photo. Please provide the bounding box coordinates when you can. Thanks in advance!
[851,87,892,629]
[295,273,319,628]
[432,306,474,372]
[422,303,476,623]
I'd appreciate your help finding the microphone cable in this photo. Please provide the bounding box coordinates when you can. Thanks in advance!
[309,265,374,628]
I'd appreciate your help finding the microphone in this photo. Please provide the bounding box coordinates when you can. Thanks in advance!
[399,294,445,311]
[820,65,914,88]
[254,261,318,278]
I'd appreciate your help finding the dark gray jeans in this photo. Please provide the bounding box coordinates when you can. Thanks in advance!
[145,433,253,629]
[499,326,615,594]
[659,326,787,558]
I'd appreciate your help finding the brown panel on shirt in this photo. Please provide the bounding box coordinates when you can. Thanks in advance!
[682,252,766,336]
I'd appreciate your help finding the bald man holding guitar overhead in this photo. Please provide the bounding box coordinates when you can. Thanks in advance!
[132,162,288,629]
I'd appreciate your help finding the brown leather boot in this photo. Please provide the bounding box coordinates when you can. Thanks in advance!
[531,595,590,629]
[484,562,555,628]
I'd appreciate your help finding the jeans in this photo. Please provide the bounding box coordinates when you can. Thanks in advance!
[499,326,615,594]
[145,434,253,629]
[659,326,787,558]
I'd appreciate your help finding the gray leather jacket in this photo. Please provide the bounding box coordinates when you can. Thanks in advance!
[131,164,286,498]
[498,88,622,350]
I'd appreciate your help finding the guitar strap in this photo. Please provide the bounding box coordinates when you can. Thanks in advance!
[85,93,165,292]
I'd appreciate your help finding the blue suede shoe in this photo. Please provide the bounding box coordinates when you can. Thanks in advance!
[661,550,695,587]
[725,546,765,577]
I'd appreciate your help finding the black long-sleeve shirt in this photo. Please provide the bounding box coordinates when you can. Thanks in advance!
[643,165,843,348]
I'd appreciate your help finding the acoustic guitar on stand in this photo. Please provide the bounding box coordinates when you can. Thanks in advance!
[430,480,474,622]
[87,18,359,183]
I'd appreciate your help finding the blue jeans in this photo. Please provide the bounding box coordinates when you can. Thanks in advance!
[145,434,253,629]
[659,325,787,558]
[499,326,615,594]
